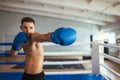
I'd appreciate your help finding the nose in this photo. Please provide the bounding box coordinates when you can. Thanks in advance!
[26,28,31,34]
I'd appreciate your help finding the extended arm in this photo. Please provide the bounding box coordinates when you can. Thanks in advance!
[30,32,52,42]
[31,27,77,46]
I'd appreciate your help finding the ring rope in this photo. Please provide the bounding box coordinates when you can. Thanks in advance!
[99,43,120,49]
[0,43,120,77]
[99,42,120,79]
[0,52,24,56]
[0,61,25,65]
[101,64,120,78]
[0,42,91,46]
[43,70,92,75]
[0,60,91,65]
[0,71,92,75]
[0,51,91,56]
[102,53,120,64]
[0,42,13,46]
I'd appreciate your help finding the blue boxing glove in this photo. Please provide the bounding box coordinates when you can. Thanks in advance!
[51,27,77,46]
[12,32,28,51]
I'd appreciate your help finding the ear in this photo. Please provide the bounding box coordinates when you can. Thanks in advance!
[20,26,22,30]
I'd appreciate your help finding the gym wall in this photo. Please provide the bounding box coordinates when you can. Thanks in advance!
[0,10,99,52]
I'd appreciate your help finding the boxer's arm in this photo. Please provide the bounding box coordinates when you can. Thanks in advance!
[30,27,76,46]
[10,32,28,57]
[10,48,19,57]
[10,47,22,57]
[30,32,52,42]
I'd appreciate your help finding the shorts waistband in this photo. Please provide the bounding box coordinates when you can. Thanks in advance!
[23,71,44,77]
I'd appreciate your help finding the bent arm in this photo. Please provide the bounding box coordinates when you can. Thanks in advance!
[10,48,19,57]
[10,46,22,57]
[10,32,28,57]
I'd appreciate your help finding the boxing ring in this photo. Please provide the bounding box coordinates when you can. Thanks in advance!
[0,42,120,80]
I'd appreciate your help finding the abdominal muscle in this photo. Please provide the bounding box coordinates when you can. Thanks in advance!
[25,56,44,74]
[23,42,44,74]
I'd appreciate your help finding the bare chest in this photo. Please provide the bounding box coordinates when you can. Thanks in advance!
[22,42,44,57]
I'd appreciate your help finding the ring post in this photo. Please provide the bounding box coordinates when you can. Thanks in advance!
[91,42,100,74]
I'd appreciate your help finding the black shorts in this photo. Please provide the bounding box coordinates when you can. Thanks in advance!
[22,71,45,80]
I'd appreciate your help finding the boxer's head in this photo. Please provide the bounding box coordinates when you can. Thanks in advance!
[20,17,35,36]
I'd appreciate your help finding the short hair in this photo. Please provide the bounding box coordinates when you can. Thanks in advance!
[21,17,35,25]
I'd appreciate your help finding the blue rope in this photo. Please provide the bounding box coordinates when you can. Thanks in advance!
[0,52,25,56]
[0,42,13,46]
[0,61,25,65]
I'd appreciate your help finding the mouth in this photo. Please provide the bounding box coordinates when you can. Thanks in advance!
[26,34,31,37]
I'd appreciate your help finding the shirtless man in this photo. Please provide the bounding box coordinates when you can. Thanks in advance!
[10,17,76,80]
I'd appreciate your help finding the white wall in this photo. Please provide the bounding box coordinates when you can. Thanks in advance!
[99,22,120,44]
[0,11,99,51]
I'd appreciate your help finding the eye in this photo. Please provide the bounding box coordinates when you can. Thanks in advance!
[30,27,33,29]
[23,26,27,29]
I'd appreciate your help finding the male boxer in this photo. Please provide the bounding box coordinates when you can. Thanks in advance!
[10,17,76,80]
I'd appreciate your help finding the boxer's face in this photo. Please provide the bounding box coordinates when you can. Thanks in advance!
[20,22,35,36]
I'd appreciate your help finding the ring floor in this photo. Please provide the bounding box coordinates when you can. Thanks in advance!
[0,56,120,80]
